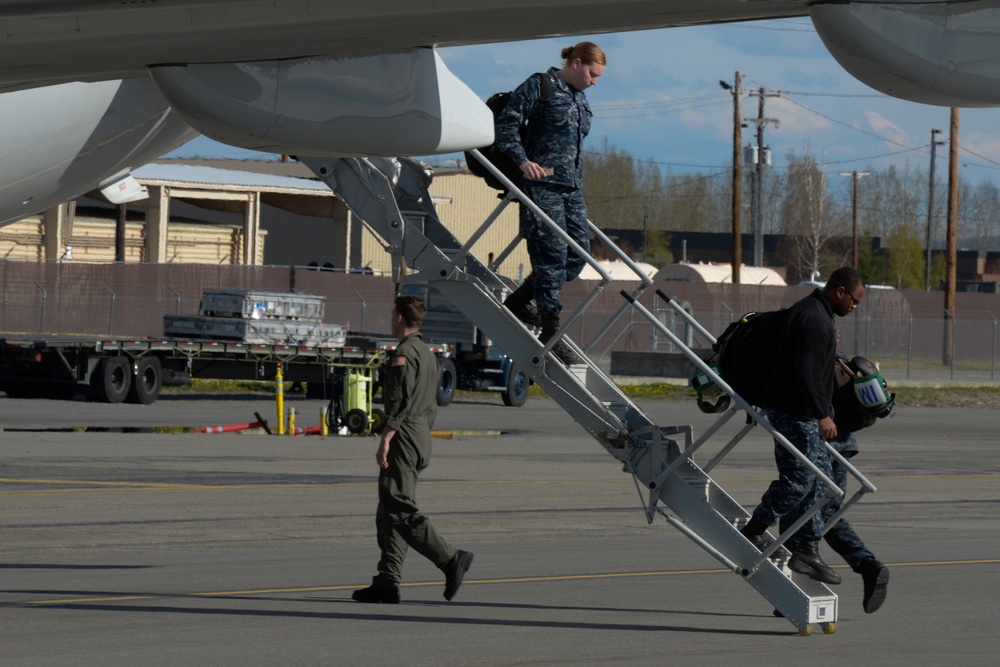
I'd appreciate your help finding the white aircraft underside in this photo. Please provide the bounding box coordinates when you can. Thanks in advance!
[1,0,1000,226]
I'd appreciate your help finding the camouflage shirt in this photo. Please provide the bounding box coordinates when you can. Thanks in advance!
[495,67,593,189]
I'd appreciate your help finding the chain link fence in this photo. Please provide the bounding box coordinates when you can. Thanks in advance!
[1,260,996,384]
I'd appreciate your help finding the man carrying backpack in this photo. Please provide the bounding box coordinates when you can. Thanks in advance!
[775,353,892,613]
[495,41,606,365]
[740,267,867,586]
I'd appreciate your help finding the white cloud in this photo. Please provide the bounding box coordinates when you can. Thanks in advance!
[864,111,913,148]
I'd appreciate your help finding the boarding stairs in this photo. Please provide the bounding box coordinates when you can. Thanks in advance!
[300,153,877,635]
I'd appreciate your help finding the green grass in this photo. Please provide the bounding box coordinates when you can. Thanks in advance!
[608,382,1000,409]
[161,379,277,394]
[165,377,1000,409]
[876,356,998,372]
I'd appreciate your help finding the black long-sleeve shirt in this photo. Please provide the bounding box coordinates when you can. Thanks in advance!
[762,289,836,420]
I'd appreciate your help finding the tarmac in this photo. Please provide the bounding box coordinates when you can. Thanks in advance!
[2,390,999,666]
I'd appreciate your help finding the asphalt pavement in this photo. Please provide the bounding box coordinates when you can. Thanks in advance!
[1,391,999,666]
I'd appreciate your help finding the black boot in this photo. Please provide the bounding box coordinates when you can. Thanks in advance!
[351,579,400,604]
[503,281,541,327]
[540,318,580,365]
[859,558,889,613]
[740,516,772,552]
[442,550,474,601]
[788,541,842,585]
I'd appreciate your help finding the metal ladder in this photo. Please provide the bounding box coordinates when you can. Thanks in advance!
[300,153,877,635]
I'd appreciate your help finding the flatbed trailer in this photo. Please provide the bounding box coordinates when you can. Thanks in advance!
[0,332,442,405]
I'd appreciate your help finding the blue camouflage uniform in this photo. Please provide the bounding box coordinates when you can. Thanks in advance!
[750,289,838,550]
[779,433,876,570]
[495,67,593,320]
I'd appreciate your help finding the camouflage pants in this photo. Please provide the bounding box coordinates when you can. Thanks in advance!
[780,433,876,570]
[751,409,836,549]
[519,182,590,320]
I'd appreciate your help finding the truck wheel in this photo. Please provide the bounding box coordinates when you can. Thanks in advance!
[91,356,132,403]
[126,356,162,405]
[501,362,529,408]
[436,358,457,406]
[345,408,369,434]
[370,408,385,435]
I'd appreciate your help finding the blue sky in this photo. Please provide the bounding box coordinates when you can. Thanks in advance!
[167,18,1000,190]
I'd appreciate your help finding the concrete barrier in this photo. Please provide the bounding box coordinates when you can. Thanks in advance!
[610,349,712,379]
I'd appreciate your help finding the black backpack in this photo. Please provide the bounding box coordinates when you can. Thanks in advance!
[464,72,552,192]
[690,310,786,413]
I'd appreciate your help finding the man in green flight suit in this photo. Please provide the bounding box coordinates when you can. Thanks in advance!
[352,295,474,604]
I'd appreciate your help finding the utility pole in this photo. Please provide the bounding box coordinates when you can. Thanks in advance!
[925,128,945,291]
[840,171,869,269]
[720,73,742,283]
[746,87,780,267]
[944,108,960,365]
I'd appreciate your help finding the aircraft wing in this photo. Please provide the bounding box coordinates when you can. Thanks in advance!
[0,0,808,91]
[0,0,813,226]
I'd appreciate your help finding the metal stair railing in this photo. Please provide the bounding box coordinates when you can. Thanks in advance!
[631,291,842,565]
[464,149,654,360]
[301,153,862,634]
[301,154,640,443]
[633,289,877,542]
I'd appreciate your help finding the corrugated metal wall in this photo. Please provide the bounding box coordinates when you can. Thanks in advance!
[0,215,264,265]
[0,220,47,261]
[0,170,532,280]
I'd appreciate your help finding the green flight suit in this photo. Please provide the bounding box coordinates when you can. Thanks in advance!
[374,332,457,586]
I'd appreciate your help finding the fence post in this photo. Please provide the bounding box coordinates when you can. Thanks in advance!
[33,280,46,332]
[649,296,656,352]
[167,284,181,315]
[864,309,871,358]
[988,311,997,382]
[853,304,863,356]
[944,309,955,380]
[906,314,913,380]
[101,282,116,335]
[355,290,366,331]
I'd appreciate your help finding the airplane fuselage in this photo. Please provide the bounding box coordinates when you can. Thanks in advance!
[3,1,1000,228]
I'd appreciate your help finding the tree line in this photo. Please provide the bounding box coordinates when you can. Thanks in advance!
[582,140,1000,287]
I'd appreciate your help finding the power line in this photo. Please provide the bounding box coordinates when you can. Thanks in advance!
[598,99,729,120]
[757,146,930,171]
[582,148,726,171]
[592,93,724,111]
[957,144,1000,170]
[779,94,920,150]
[594,96,730,119]
[779,91,884,99]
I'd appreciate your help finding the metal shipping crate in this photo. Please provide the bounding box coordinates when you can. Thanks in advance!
[199,290,326,321]
[164,315,346,347]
